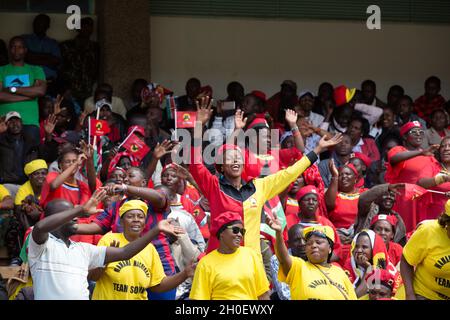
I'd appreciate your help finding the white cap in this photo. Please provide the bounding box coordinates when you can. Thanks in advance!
[5,111,21,122]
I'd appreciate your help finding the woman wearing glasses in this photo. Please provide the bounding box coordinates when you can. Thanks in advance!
[189,211,270,300]
[266,214,356,300]
[384,121,441,232]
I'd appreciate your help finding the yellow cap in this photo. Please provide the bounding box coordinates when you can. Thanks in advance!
[303,225,335,243]
[119,200,148,218]
[445,199,450,216]
[24,159,48,176]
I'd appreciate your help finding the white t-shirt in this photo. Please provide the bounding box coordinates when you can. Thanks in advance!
[28,233,106,300]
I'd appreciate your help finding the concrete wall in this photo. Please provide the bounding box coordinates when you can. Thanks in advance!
[150,16,450,101]
[1,13,449,101]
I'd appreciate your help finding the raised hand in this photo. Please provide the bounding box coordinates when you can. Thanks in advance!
[104,183,126,196]
[153,140,178,160]
[314,133,343,154]
[285,109,298,128]
[329,159,339,178]
[157,219,185,238]
[44,114,57,135]
[79,110,89,127]
[265,213,283,232]
[234,109,248,130]
[79,140,94,160]
[388,183,405,195]
[54,94,64,115]
[82,188,107,216]
[173,163,192,180]
[196,96,213,125]
[355,253,371,270]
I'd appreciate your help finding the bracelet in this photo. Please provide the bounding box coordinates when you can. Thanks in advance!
[434,174,445,185]
[291,126,299,132]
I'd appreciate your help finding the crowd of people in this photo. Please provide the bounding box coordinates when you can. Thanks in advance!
[0,14,449,301]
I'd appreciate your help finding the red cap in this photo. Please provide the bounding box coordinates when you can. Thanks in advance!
[365,269,397,289]
[340,163,359,177]
[333,85,356,107]
[247,117,269,130]
[297,185,319,201]
[128,125,146,137]
[214,144,242,171]
[161,163,178,177]
[399,121,422,137]
[210,211,242,238]
[370,214,398,228]
[251,90,266,102]
[350,152,372,168]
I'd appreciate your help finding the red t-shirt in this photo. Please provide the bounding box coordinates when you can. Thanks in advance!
[327,192,361,229]
[181,184,210,240]
[387,241,403,266]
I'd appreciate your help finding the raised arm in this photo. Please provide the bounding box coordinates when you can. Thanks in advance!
[106,184,167,210]
[286,109,305,152]
[80,141,97,194]
[32,189,106,245]
[146,140,178,179]
[325,159,339,212]
[49,154,85,191]
[266,213,292,276]
[226,109,247,145]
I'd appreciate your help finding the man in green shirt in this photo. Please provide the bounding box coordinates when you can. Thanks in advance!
[0,36,46,130]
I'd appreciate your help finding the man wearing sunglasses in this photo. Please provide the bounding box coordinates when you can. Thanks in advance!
[190,211,270,300]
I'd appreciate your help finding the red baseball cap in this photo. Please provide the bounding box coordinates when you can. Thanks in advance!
[370,214,398,228]
[297,185,319,202]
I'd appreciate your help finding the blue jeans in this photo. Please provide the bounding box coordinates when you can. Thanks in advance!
[147,288,176,300]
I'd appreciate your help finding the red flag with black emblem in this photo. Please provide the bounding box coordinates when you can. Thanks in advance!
[90,118,110,136]
[176,111,197,128]
[121,134,150,161]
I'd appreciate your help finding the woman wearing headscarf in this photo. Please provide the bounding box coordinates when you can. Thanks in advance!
[343,229,401,298]
[266,214,356,300]
[325,160,365,259]
[385,121,441,232]
[190,97,342,255]
[417,136,450,220]
[369,214,403,267]
[399,200,450,300]
[91,200,193,300]
[189,212,270,300]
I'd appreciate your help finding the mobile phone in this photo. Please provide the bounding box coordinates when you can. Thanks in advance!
[222,101,236,111]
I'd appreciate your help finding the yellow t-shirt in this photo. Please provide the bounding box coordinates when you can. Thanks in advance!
[14,181,35,205]
[189,247,270,300]
[0,184,11,201]
[402,220,450,300]
[92,232,166,300]
[278,256,357,300]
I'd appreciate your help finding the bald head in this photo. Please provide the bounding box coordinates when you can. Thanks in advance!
[45,199,73,217]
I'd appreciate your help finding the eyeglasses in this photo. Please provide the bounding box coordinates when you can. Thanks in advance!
[226,226,246,236]
[409,129,424,136]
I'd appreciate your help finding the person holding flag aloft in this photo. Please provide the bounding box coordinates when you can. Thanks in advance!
[189,96,343,256]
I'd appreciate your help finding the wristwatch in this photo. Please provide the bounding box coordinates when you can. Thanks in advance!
[9,86,17,94]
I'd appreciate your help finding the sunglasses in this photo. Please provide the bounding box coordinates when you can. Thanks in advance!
[226,226,246,236]
[409,129,424,136]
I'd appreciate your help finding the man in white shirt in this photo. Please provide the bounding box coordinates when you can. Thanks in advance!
[28,189,181,300]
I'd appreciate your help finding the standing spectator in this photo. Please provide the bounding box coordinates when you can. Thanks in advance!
[361,80,386,108]
[422,109,450,149]
[22,14,61,85]
[0,112,39,195]
[267,80,298,125]
[414,76,446,124]
[28,191,181,300]
[60,17,99,106]
[266,217,357,300]
[189,212,270,300]
[0,36,46,133]
[400,203,450,300]
[91,200,193,300]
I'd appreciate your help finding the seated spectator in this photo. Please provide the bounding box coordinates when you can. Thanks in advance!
[126,78,148,110]
[60,17,99,106]
[366,137,402,187]
[92,97,126,143]
[6,159,47,265]
[414,76,446,124]
[22,14,61,83]
[361,79,386,108]
[365,268,399,300]
[396,95,426,128]
[369,214,403,267]
[296,91,328,130]
[190,212,270,300]
[0,36,46,134]
[354,183,407,246]
[90,200,193,300]
[28,191,181,300]
[269,224,306,300]
[177,78,202,111]
[0,111,39,195]
[313,82,334,117]
[347,116,380,161]
[267,80,298,125]
[423,109,450,148]
[349,152,372,190]
[84,83,127,118]
[375,106,401,150]
[126,82,161,120]
[343,229,399,298]
[386,85,405,110]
